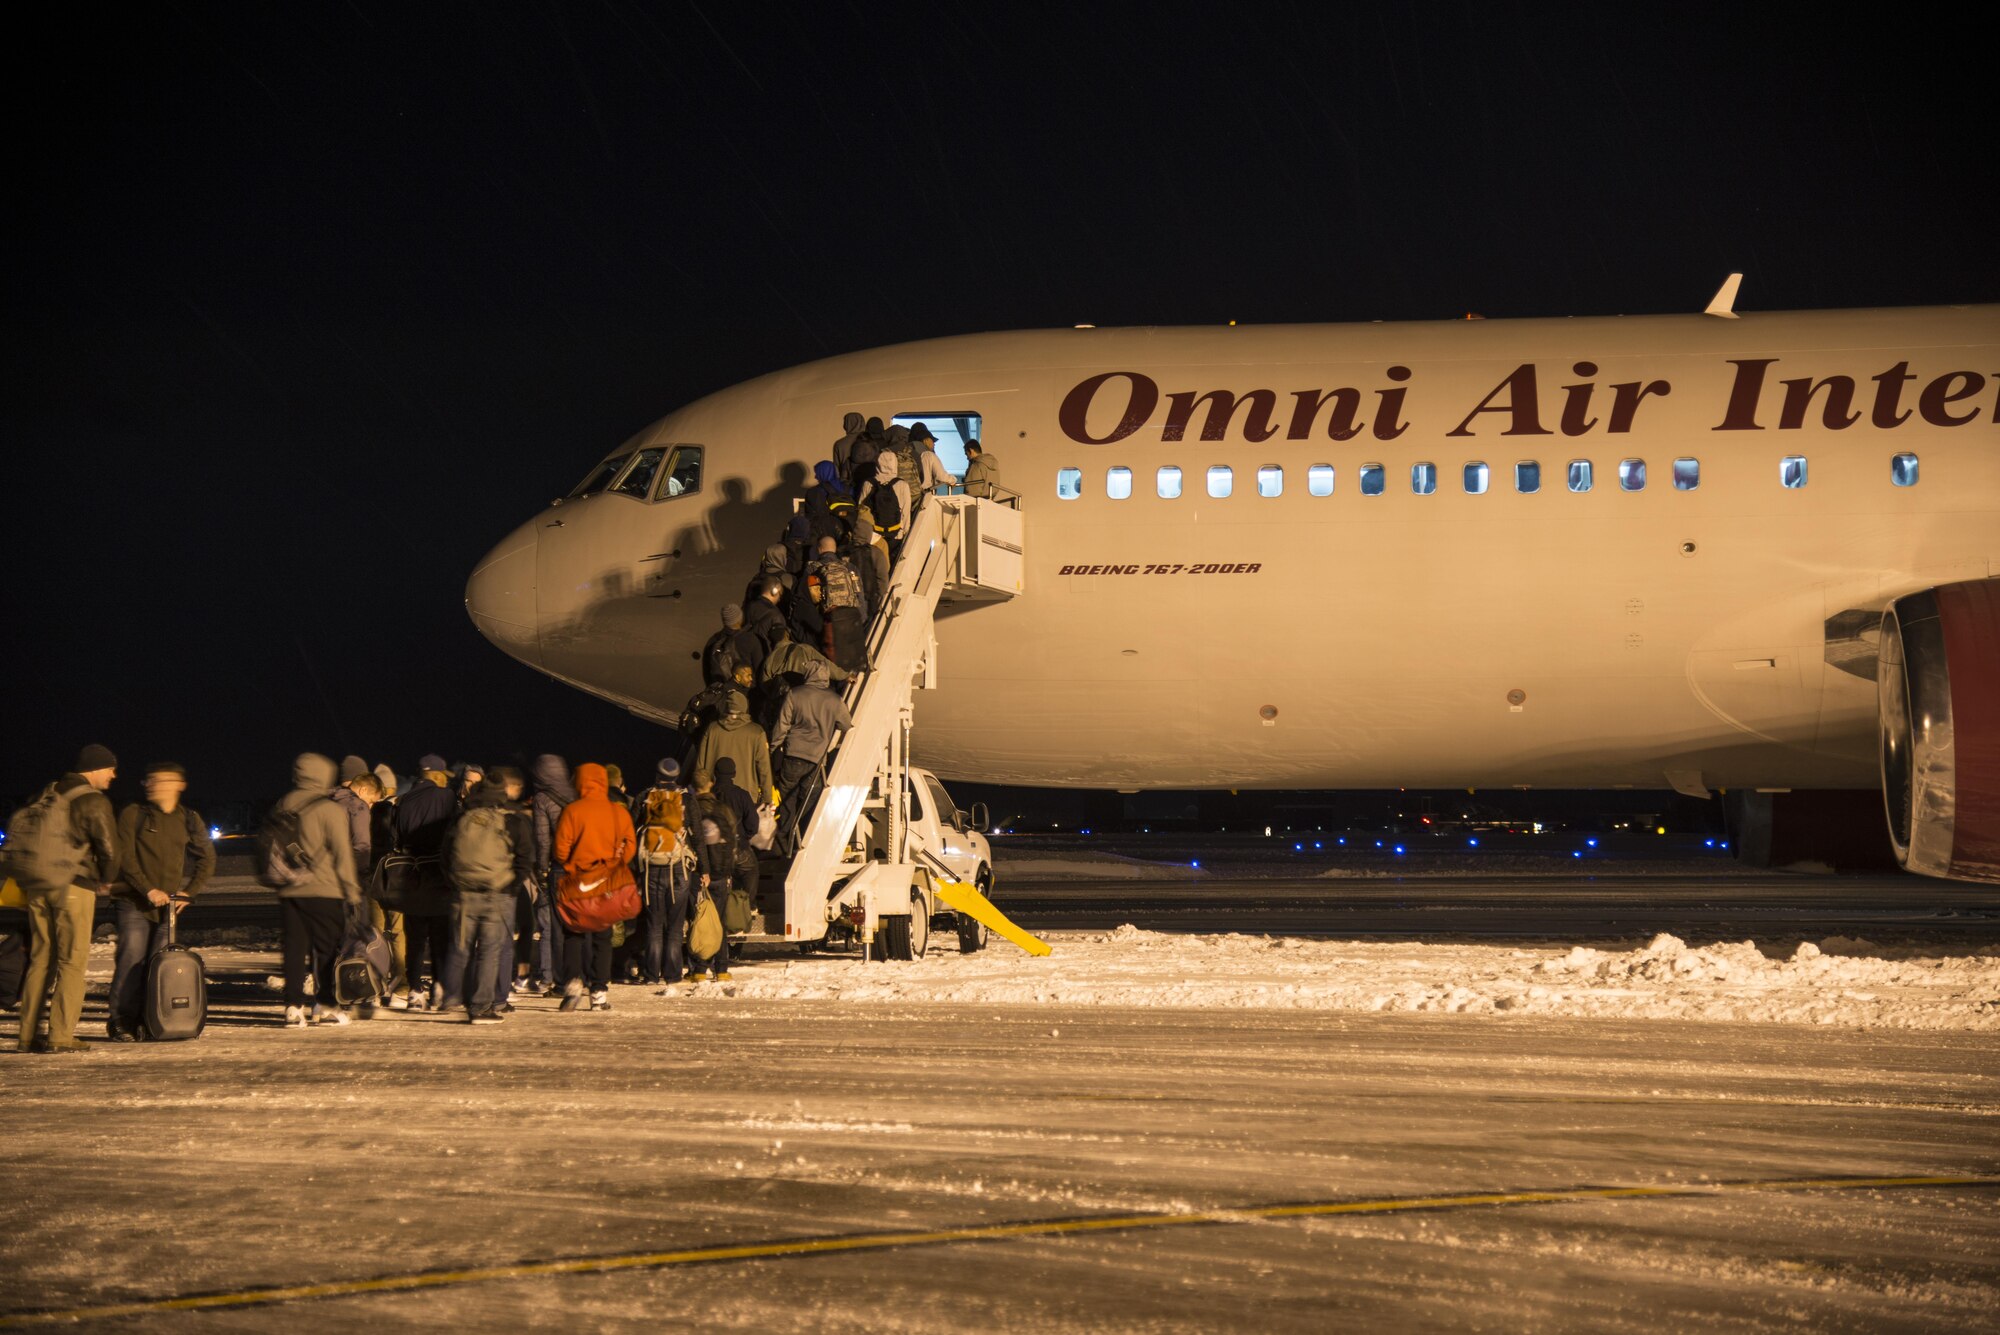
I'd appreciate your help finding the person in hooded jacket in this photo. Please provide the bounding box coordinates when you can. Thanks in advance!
[329,756,374,875]
[684,767,735,983]
[552,762,635,1012]
[272,753,365,1027]
[364,770,408,1008]
[846,509,892,622]
[846,416,885,489]
[962,440,1000,499]
[701,604,763,687]
[392,754,458,1009]
[632,758,694,986]
[769,661,854,853]
[857,454,913,560]
[438,775,532,1023]
[691,690,774,805]
[830,412,864,481]
[803,460,857,547]
[526,754,577,994]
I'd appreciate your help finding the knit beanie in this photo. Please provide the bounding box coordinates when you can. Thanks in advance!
[74,743,118,773]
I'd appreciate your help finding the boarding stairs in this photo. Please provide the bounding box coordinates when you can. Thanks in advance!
[772,494,1041,956]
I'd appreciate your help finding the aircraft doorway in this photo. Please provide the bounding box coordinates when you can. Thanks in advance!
[892,411,981,478]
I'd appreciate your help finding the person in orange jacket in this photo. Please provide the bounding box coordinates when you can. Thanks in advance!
[552,762,635,1012]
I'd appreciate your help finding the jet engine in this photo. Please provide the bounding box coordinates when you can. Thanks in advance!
[1877,577,2000,883]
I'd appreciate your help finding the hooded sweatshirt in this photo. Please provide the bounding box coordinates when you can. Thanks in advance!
[831,412,864,478]
[553,763,637,874]
[531,754,578,877]
[274,753,362,902]
[691,710,775,801]
[769,662,855,763]
[858,455,912,538]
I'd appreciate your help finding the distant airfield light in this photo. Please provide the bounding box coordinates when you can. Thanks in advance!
[1295,843,1304,852]
[1720,840,1730,850]
[1394,845,1406,856]
[1265,826,1273,837]
[1468,838,1479,847]
[1375,840,1384,849]
[1192,860,1201,868]
[1073,323,1095,329]
[1587,838,1599,848]
[1705,838,1715,848]
[1656,826,1667,835]
[210,826,222,841]
[1314,842,1322,850]
[1573,850,1583,858]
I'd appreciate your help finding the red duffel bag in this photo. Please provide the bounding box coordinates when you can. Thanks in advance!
[556,860,641,933]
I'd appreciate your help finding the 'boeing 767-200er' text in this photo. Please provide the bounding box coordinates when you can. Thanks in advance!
[467,295,1999,884]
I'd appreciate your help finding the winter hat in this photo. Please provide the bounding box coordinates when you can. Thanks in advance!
[338,754,369,782]
[373,763,398,797]
[721,603,744,627]
[144,761,187,779]
[418,753,447,773]
[713,756,738,779]
[74,743,118,773]
[656,757,682,782]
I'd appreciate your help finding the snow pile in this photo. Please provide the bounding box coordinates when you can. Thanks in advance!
[726,928,2000,1030]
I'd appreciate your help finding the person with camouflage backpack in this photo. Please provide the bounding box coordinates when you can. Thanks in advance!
[8,744,121,1053]
[633,758,696,986]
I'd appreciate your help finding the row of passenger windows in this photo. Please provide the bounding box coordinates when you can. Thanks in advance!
[1055,453,1923,500]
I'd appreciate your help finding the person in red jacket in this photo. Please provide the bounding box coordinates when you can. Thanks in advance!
[552,763,635,1013]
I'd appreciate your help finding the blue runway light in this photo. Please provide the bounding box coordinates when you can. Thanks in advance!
[1374,840,1383,849]
[1586,838,1598,848]
[1295,843,1303,852]
[1394,845,1406,855]
[1191,860,1200,868]
[1720,841,1729,850]
[1705,838,1715,847]
[1314,842,1322,850]
[1572,850,1582,858]
[1468,838,1479,847]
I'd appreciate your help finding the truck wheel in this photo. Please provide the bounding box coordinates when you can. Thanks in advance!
[875,912,911,962]
[908,888,930,959]
[959,866,993,952]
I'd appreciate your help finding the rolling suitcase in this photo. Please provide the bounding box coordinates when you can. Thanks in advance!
[145,907,208,1041]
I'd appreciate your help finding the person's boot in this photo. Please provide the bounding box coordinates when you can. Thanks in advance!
[558,978,585,1012]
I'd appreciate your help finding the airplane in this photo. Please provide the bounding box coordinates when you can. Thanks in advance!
[466,289,1999,885]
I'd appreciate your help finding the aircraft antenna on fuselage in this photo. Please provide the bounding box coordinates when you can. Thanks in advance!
[1703,272,1744,319]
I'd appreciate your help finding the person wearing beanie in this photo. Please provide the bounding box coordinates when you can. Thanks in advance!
[690,686,773,809]
[13,746,122,1052]
[107,762,215,1040]
[338,755,369,783]
[631,758,691,985]
[700,604,761,688]
[270,753,364,1028]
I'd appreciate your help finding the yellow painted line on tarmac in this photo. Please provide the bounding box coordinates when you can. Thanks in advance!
[1,1173,1991,1327]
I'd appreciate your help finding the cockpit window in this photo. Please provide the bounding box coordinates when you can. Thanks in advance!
[658,445,704,499]
[610,447,667,500]
[569,454,631,499]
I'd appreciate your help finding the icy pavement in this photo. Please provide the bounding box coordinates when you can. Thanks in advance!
[3,947,1998,1330]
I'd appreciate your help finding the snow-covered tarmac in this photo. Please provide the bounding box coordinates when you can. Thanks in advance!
[4,921,1998,1330]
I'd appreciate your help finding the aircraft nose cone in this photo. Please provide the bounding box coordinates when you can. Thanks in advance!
[466,523,539,666]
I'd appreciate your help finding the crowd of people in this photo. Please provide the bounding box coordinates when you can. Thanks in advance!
[4,419,1001,1052]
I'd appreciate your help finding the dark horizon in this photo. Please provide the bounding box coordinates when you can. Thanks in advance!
[7,3,1991,804]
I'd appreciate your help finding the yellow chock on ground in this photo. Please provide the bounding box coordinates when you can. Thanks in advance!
[933,879,1051,956]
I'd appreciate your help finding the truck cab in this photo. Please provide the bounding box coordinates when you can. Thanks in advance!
[904,767,996,952]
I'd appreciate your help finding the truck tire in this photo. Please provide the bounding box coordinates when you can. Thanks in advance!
[958,866,993,953]
[875,913,910,961]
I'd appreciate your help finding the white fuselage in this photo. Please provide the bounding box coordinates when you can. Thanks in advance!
[466,305,2000,791]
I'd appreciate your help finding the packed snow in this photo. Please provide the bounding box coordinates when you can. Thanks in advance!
[726,927,2000,1030]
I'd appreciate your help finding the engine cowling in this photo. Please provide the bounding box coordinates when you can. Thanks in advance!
[1877,577,2000,883]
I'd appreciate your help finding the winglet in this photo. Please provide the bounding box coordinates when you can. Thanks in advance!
[1704,273,1743,319]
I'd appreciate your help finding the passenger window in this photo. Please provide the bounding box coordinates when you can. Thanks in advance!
[1781,455,1808,489]
[1307,464,1334,496]
[1057,468,1083,500]
[1157,466,1183,499]
[1257,465,1282,497]
[659,445,704,499]
[1568,460,1593,492]
[569,454,631,499]
[891,411,981,478]
[1463,462,1489,495]
[1672,458,1699,491]
[1207,466,1233,498]
[611,447,667,500]
[1515,461,1541,494]
[1892,452,1919,487]
[1619,459,1647,491]
[1411,462,1437,495]
[1106,466,1133,500]
[1360,464,1385,496]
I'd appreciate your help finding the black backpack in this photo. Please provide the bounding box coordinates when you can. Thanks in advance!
[703,628,742,685]
[864,483,904,536]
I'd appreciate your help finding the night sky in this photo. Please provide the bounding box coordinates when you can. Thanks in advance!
[7,2,1990,804]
